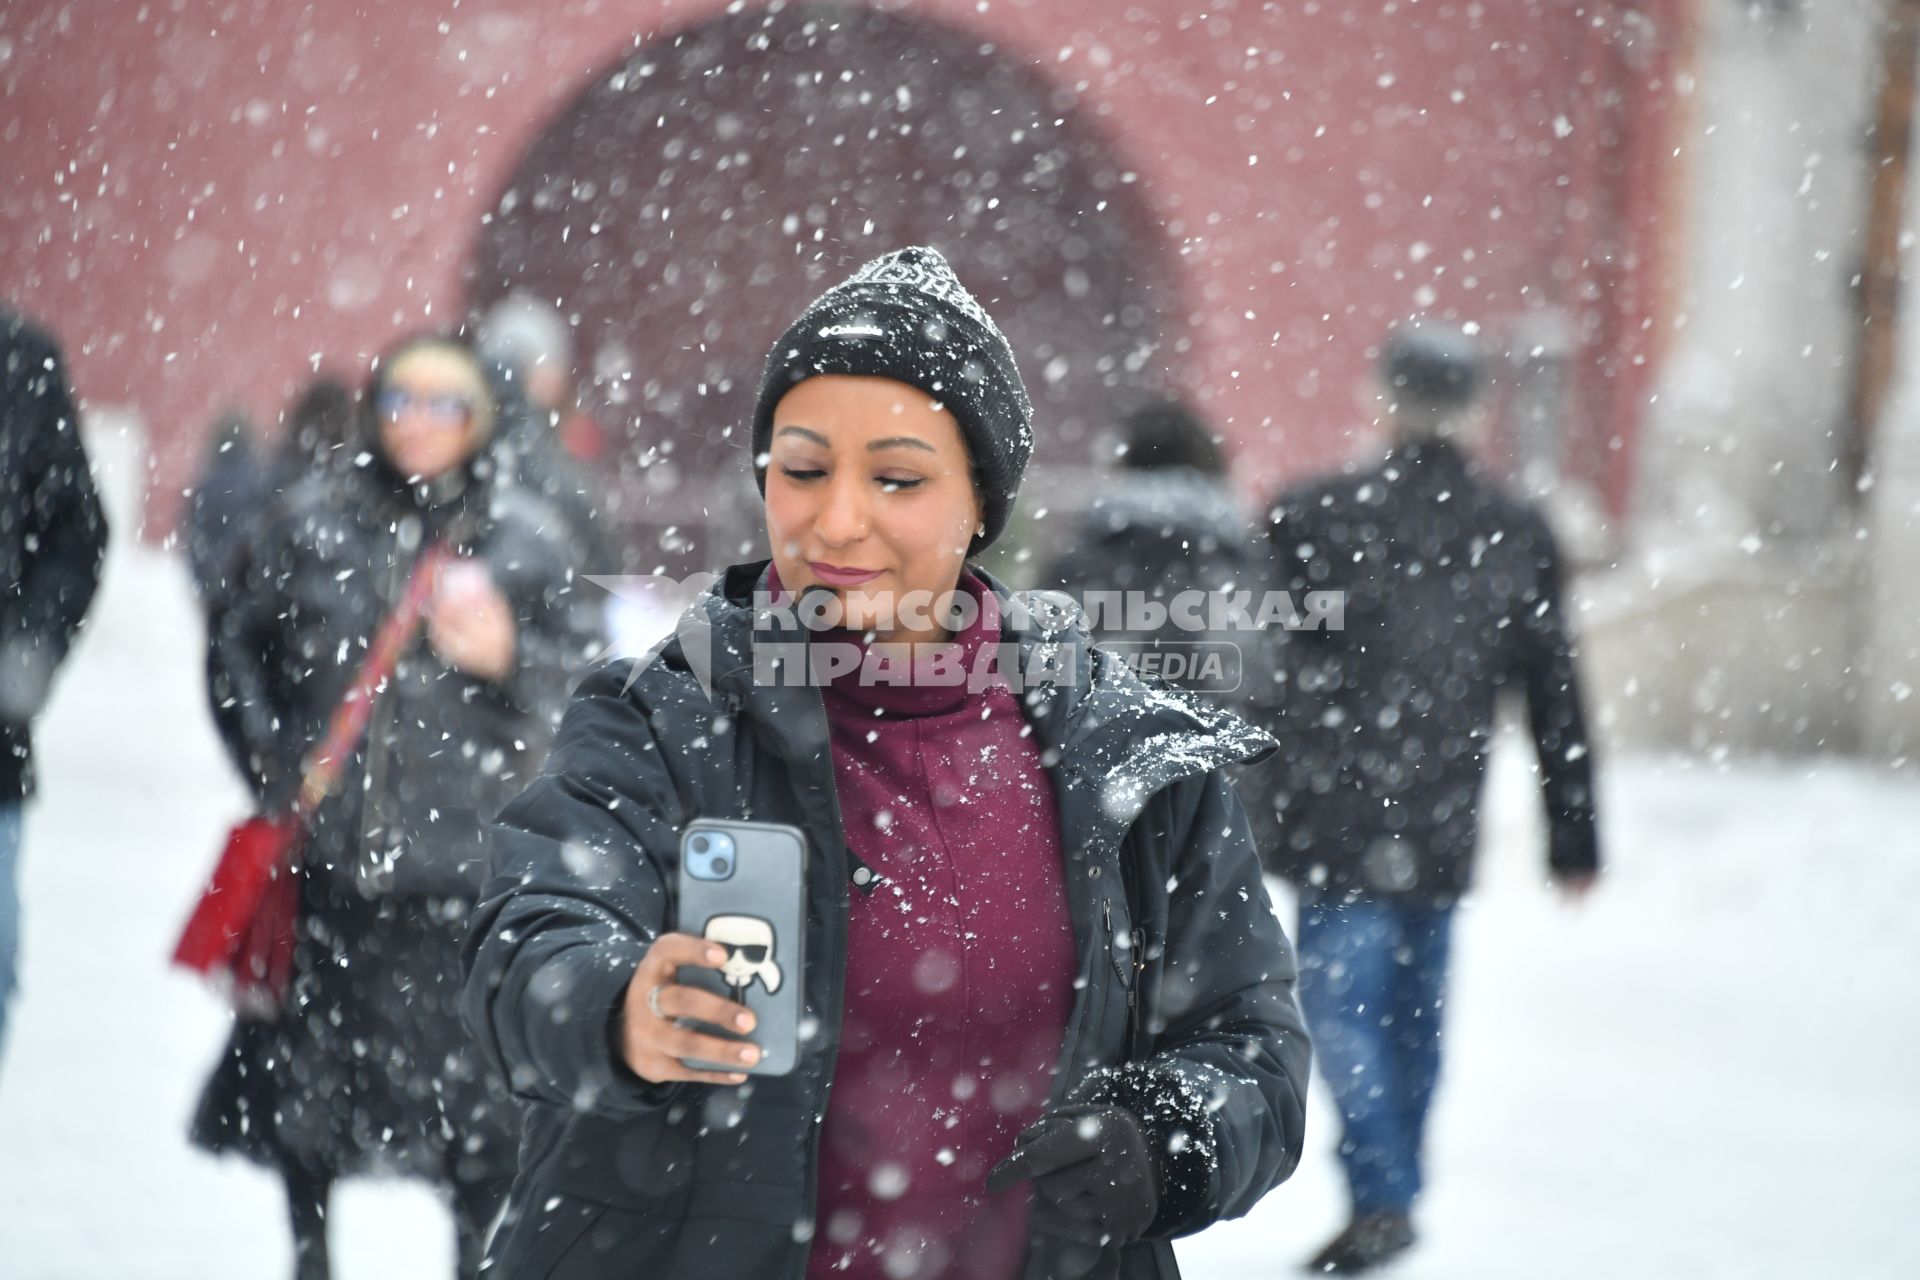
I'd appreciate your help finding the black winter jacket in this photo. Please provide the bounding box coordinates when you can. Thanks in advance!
[185,424,271,608]
[463,561,1311,1280]
[206,457,596,896]
[1244,438,1600,900]
[1039,468,1267,706]
[0,309,107,802]
[494,399,616,589]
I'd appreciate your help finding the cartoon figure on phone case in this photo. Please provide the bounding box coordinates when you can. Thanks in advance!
[703,914,783,997]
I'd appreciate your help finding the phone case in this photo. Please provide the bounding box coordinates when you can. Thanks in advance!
[674,818,808,1077]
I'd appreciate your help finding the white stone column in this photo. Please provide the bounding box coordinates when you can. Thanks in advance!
[1591,0,1880,755]
[1634,0,1875,542]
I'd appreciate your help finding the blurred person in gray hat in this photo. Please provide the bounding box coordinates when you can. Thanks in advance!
[477,292,616,610]
[1246,320,1601,1274]
[475,291,607,462]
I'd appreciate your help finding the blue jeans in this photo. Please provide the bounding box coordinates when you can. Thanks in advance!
[1296,888,1456,1216]
[0,802,21,1062]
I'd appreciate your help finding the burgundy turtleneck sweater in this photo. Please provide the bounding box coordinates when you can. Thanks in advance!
[781,569,1077,1280]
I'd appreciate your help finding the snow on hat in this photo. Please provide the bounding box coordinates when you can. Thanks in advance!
[749,246,1034,553]
[476,292,573,378]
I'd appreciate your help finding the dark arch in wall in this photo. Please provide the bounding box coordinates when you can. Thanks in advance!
[466,1,1184,575]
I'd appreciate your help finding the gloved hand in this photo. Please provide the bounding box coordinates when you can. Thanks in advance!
[986,1104,1159,1280]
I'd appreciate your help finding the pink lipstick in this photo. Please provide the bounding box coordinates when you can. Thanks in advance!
[809,561,883,587]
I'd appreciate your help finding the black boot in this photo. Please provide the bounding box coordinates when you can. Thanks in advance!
[1305,1211,1415,1274]
[284,1167,333,1280]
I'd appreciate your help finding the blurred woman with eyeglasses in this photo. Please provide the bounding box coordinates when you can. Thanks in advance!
[192,334,599,1280]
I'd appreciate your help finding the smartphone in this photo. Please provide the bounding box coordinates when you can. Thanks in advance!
[673,818,808,1077]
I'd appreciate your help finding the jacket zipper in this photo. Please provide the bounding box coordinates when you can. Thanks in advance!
[1104,891,1150,1061]
[1102,896,1136,1016]
[1129,925,1148,1060]
[1045,836,1115,1111]
[790,703,852,1280]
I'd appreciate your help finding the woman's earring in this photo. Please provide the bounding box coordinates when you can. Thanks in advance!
[975,523,986,537]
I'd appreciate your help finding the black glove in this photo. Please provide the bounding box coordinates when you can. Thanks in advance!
[986,1104,1159,1280]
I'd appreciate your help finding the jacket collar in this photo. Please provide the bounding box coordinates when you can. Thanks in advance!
[1384,434,1479,485]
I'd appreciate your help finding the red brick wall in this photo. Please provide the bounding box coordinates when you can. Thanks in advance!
[2,0,1680,536]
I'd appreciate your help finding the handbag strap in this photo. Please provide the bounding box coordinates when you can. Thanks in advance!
[291,541,454,820]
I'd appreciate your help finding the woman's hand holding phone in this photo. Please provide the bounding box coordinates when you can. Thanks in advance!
[427,561,517,681]
[619,933,762,1085]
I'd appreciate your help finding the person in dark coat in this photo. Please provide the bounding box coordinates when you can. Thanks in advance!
[0,306,108,1069]
[477,293,617,592]
[185,408,270,608]
[1039,398,1264,702]
[462,247,1311,1280]
[270,375,359,489]
[189,379,359,615]
[192,334,599,1280]
[1245,322,1601,1274]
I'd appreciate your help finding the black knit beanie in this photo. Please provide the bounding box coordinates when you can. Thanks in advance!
[750,246,1033,553]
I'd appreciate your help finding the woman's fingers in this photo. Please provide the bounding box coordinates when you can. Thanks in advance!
[423,583,518,680]
[659,1022,763,1071]
[634,1051,749,1087]
[651,981,757,1035]
[640,932,729,978]
[621,934,759,1085]
[628,1003,759,1084]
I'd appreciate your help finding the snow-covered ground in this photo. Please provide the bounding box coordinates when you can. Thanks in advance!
[3,530,1917,1278]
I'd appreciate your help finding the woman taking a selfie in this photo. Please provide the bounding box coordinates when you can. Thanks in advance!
[463,247,1310,1280]
[195,334,594,1280]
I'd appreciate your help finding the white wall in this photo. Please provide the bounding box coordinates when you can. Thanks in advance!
[1589,0,1885,757]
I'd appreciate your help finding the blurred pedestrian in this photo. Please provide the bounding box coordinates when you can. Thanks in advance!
[188,378,359,614]
[0,307,108,1073]
[185,407,269,608]
[270,374,358,489]
[475,290,606,462]
[191,334,598,1280]
[462,246,1311,1280]
[477,292,617,589]
[1246,322,1601,1274]
[1039,398,1264,701]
